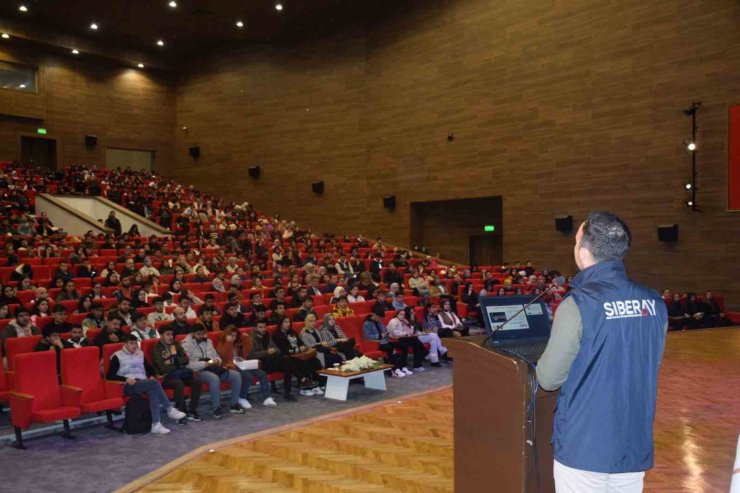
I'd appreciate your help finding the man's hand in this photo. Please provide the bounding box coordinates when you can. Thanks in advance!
[169,345,177,355]
[126,377,136,385]
[110,333,119,342]
[268,348,279,355]
[212,358,222,366]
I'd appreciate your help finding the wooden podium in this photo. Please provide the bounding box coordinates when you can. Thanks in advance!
[446,336,557,493]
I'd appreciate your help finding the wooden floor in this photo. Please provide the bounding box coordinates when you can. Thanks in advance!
[120,328,739,493]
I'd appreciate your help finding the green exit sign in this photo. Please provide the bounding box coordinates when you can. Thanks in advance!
[37,128,47,135]
[484,225,495,232]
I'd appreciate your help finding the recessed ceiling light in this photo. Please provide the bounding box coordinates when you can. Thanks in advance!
[19,5,28,12]
[275,3,283,11]
[137,63,145,69]
[157,39,165,46]
[19,84,26,88]
[90,23,99,30]
[71,49,79,54]
[1,34,9,39]
[235,20,244,28]
[168,1,177,7]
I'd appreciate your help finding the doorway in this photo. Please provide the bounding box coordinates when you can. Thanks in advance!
[20,136,57,170]
[469,235,500,266]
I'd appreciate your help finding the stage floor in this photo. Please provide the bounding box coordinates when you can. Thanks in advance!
[121,328,739,493]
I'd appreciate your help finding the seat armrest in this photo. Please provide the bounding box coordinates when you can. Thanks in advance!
[60,385,83,408]
[5,370,14,390]
[8,391,34,429]
[104,380,125,398]
[726,311,740,324]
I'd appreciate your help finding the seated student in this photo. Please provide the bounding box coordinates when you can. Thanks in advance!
[2,307,40,352]
[407,306,448,366]
[178,297,198,320]
[34,324,75,374]
[220,302,249,328]
[55,280,81,302]
[75,294,94,315]
[44,304,75,335]
[272,317,323,396]
[67,325,89,348]
[167,307,192,336]
[200,294,220,316]
[362,307,410,378]
[386,309,428,371]
[216,326,277,408]
[108,297,135,326]
[94,317,127,349]
[130,312,158,341]
[346,284,365,303]
[82,302,106,335]
[290,286,309,308]
[371,290,394,314]
[332,296,355,319]
[249,292,267,312]
[685,292,707,329]
[300,314,343,371]
[269,302,288,325]
[392,291,408,311]
[269,287,288,310]
[293,296,317,323]
[667,293,691,330]
[318,313,361,360]
[437,299,469,337]
[152,325,203,423]
[703,291,731,327]
[247,306,269,327]
[200,307,221,332]
[249,320,296,401]
[148,297,174,325]
[181,324,246,419]
[107,334,186,434]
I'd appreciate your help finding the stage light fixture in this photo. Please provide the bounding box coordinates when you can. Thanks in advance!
[157,40,165,46]
[19,5,28,12]
[137,63,145,69]
[19,84,26,89]
[168,1,177,7]
[684,183,692,190]
[236,20,244,28]
[90,23,99,30]
[685,200,693,207]
[275,3,283,11]
[71,49,79,55]
[1,34,9,39]
[687,141,696,151]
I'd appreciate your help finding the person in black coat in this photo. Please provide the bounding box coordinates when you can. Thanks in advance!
[104,211,122,236]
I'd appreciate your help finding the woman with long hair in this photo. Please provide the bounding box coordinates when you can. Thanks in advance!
[216,326,277,408]
[272,317,322,396]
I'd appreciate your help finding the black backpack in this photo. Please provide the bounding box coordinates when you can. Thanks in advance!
[121,395,152,434]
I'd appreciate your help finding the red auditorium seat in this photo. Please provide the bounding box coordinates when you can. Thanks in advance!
[9,351,82,449]
[101,343,125,376]
[61,347,124,428]
[0,345,10,405]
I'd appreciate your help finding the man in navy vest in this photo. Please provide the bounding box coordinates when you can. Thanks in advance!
[536,211,668,492]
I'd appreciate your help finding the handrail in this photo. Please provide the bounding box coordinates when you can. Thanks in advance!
[37,194,113,234]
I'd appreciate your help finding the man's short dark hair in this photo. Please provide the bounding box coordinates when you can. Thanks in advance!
[53,304,67,314]
[159,325,174,336]
[192,323,206,333]
[581,211,631,262]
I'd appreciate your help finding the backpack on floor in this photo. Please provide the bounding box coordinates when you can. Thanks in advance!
[121,395,152,435]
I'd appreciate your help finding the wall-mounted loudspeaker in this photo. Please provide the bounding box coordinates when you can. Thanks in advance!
[657,224,679,242]
[312,181,324,195]
[383,195,396,211]
[188,146,200,158]
[248,166,261,180]
[85,135,97,148]
[555,215,573,232]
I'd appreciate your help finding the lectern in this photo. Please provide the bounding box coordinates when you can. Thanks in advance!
[446,336,557,493]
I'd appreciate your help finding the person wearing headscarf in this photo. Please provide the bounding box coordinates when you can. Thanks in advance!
[318,313,361,360]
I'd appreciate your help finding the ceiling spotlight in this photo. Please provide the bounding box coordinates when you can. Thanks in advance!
[235,20,244,28]
[19,84,26,88]
[684,183,692,190]
[275,3,283,11]
[137,63,145,69]
[168,0,177,7]
[71,49,79,55]
[687,141,696,151]
[19,5,28,12]
[157,39,164,46]
[686,200,694,207]
[1,33,9,39]
[90,23,99,30]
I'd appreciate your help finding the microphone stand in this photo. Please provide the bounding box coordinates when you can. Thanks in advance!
[479,284,557,348]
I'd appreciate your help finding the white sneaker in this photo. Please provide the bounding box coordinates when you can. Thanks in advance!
[312,387,324,395]
[393,369,406,378]
[402,367,413,376]
[263,397,277,407]
[300,389,314,396]
[151,422,171,435]
[167,407,186,421]
[414,367,425,372]
[238,398,252,409]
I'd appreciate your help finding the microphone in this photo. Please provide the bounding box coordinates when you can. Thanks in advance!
[479,276,564,348]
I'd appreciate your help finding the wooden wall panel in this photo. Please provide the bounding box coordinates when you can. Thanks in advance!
[0,43,175,171]
[169,0,739,306]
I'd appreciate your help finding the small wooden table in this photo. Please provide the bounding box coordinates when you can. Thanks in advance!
[317,364,394,401]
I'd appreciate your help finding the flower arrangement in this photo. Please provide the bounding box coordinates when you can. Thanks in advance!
[338,356,381,372]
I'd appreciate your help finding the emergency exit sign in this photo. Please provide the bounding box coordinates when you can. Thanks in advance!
[483,225,495,232]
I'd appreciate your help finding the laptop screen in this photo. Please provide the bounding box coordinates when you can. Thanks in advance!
[480,295,552,344]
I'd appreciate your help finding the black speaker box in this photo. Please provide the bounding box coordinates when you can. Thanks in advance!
[383,195,396,210]
[657,224,679,242]
[188,146,200,158]
[248,166,261,180]
[312,181,324,195]
[85,135,97,147]
[555,215,573,232]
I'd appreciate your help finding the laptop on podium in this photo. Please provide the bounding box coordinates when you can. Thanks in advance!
[480,294,553,364]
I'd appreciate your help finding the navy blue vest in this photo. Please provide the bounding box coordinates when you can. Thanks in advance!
[552,260,667,473]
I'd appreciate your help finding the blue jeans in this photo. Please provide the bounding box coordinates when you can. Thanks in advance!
[124,379,171,423]
[237,368,271,400]
[198,369,241,409]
